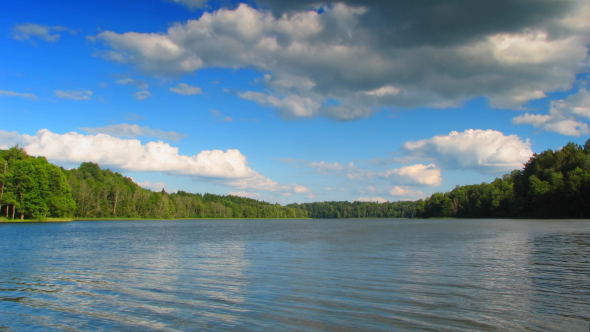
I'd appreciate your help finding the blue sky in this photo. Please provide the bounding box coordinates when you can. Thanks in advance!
[1,0,589,204]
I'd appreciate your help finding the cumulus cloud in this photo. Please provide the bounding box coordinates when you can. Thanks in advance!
[116,78,148,89]
[388,186,425,198]
[294,185,311,193]
[89,1,590,120]
[382,164,442,186]
[133,90,152,100]
[403,129,533,174]
[0,129,307,194]
[55,90,92,100]
[80,123,187,141]
[0,130,35,148]
[0,90,37,100]
[301,158,442,188]
[356,197,388,203]
[169,83,202,95]
[11,23,76,43]
[513,88,590,136]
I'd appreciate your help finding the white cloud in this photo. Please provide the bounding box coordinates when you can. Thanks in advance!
[169,83,202,95]
[512,113,589,136]
[55,90,92,101]
[89,2,590,120]
[99,82,109,88]
[0,90,38,100]
[382,164,442,186]
[238,91,320,119]
[11,23,74,43]
[554,88,590,119]
[80,123,187,141]
[365,86,402,97]
[388,186,425,198]
[0,130,36,149]
[0,129,311,195]
[355,197,388,203]
[116,78,148,89]
[222,116,233,122]
[133,90,152,100]
[294,185,311,193]
[403,129,533,174]
[512,88,590,136]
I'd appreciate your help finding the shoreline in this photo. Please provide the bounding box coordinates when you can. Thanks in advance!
[1,217,313,223]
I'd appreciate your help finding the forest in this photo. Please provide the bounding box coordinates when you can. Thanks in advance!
[1,139,589,220]
[0,146,307,220]
[290,139,590,219]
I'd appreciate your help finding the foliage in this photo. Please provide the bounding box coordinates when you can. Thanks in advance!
[416,139,590,219]
[0,146,75,220]
[65,162,308,219]
[2,139,589,220]
[288,200,417,219]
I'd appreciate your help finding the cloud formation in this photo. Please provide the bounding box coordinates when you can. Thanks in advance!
[80,123,187,141]
[169,83,202,95]
[55,90,92,100]
[11,23,76,43]
[513,88,590,136]
[116,78,148,89]
[0,129,307,194]
[133,90,152,100]
[382,164,442,186]
[388,186,425,198]
[0,90,38,100]
[403,129,533,174]
[90,1,590,120]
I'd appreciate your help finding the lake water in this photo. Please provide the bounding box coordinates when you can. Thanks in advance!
[0,219,589,331]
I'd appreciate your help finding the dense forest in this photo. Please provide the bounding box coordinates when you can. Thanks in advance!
[290,139,590,219]
[0,146,307,220]
[415,140,590,219]
[1,139,589,220]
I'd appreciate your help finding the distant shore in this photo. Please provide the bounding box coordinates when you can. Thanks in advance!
[1,217,312,223]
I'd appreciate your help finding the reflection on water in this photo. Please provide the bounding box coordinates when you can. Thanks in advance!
[0,219,589,331]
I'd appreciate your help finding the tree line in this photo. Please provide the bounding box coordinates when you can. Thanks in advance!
[416,139,590,219]
[290,139,590,219]
[1,139,589,220]
[0,146,307,220]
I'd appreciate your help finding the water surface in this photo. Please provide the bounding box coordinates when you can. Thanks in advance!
[1,219,589,331]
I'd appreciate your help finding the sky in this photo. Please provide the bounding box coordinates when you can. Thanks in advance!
[1,0,589,204]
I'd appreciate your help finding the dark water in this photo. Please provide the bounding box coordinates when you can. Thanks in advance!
[1,219,589,331]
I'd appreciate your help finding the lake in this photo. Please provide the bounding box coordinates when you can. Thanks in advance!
[1,219,588,331]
